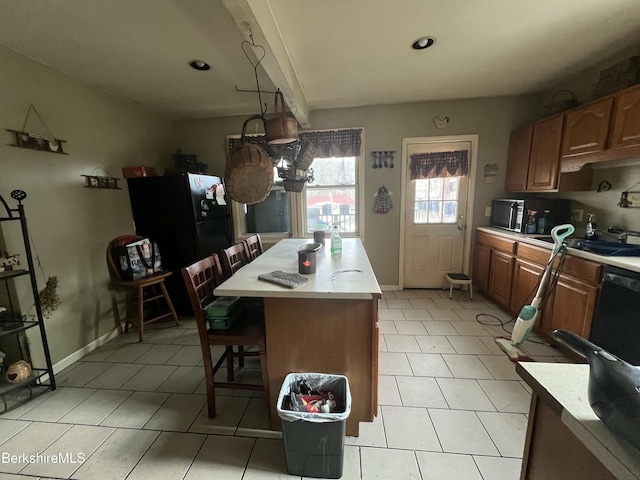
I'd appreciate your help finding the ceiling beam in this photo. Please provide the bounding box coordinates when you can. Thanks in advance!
[221,0,311,128]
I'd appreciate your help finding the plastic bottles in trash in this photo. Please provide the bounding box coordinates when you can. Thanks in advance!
[330,224,342,255]
[585,213,598,240]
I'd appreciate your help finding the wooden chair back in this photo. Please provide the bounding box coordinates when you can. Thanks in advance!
[106,234,180,342]
[220,242,248,278]
[181,253,270,419]
[106,234,144,282]
[243,234,263,262]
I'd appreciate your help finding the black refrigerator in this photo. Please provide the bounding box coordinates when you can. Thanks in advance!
[126,173,233,315]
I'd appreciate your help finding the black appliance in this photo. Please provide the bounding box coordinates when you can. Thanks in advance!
[490,198,571,233]
[553,329,640,451]
[126,173,233,315]
[590,265,640,365]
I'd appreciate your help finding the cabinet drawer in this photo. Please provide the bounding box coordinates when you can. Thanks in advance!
[476,231,516,254]
[517,242,602,284]
[517,242,552,265]
[562,256,602,284]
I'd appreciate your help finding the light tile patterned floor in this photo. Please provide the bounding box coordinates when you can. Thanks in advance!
[0,289,571,479]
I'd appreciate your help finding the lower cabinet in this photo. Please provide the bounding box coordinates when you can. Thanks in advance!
[473,231,516,310]
[540,274,599,338]
[473,231,602,340]
[488,251,514,307]
[472,243,491,293]
[510,258,545,320]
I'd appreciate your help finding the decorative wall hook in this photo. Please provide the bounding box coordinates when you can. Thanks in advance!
[433,113,449,129]
[370,151,396,169]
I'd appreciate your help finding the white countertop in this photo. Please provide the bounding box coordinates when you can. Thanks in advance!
[518,362,640,480]
[477,226,640,273]
[214,238,381,299]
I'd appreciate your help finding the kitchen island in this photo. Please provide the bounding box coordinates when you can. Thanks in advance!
[517,362,640,480]
[214,238,381,436]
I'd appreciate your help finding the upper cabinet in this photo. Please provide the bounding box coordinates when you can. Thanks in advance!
[506,83,640,191]
[561,97,613,157]
[505,124,533,192]
[527,115,564,191]
[610,85,640,148]
[506,114,591,192]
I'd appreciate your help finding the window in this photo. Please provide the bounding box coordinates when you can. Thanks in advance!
[229,129,364,241]
[304,156,358,235]
[413,177,460,224]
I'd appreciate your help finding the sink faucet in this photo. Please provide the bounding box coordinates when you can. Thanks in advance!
[604,227,629,244]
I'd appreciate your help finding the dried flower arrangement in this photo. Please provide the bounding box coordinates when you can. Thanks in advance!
[38,276,61,319]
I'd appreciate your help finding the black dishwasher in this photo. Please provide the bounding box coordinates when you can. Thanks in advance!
[590,265,640,365]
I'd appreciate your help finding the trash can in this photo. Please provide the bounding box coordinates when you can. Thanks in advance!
[277,372,351,479]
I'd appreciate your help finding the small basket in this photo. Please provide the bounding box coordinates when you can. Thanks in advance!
[283,178,306,192]
[542,90,578,117]
[295,140,318,171]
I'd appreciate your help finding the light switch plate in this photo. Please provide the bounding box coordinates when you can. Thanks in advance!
[485,207,492,217]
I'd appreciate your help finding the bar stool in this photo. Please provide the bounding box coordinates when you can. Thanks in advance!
[443,273,473,300]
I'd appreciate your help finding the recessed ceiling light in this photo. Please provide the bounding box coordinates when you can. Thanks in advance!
[189,60,211,71]
[412,36,436,50]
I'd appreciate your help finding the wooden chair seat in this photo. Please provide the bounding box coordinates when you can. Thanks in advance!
[107,235,180,342]
[182,253,270,419]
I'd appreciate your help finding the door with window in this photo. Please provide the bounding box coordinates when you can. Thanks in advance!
[402,139,473,288]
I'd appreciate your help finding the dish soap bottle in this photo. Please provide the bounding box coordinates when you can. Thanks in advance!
[585,213,598,240]
[330,224,342,255]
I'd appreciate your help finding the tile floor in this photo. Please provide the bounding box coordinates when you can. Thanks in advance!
[0,288,572,480]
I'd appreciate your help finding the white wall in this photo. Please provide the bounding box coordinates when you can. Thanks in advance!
[0,45,174,364]
[173,95,542,286]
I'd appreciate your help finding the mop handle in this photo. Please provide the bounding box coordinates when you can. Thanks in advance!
[531,224,575,308]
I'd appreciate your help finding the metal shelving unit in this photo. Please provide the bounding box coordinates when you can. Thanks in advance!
[0,190,55,414]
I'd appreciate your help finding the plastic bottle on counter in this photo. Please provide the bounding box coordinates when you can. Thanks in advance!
[330,224,342,255]
[525,210,537,234]
[585,213,598,240]
[536,210,551,235]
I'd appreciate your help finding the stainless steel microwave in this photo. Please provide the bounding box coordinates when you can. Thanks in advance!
[490,198,571,233]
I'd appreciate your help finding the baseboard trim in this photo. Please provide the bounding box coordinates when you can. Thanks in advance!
[52,325,122,375]
[379,285,401,291]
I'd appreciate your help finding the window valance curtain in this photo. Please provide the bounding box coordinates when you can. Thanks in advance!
[410,150,469,179]
[228,128,362,157]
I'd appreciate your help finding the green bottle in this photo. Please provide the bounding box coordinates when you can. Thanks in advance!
[330,225,342,255]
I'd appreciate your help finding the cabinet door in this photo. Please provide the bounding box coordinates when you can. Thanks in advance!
[488,251,514,307]
[472,243,491,294]
[561,98,614,157]
[506,125,533,192]
[544,274,599,338]
[527,115,564,191]
[610,84,640,149]
[510,259,544,315]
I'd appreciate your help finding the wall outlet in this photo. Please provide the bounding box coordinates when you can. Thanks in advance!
[485,206,492,217]
[572,209,584,222]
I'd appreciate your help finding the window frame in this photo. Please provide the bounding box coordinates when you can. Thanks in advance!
[227,128,365,242]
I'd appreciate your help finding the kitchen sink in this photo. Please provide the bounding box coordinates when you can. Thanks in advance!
[534,237,640,256]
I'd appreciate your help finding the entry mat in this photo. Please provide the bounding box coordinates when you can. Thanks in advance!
[258,270,310,289]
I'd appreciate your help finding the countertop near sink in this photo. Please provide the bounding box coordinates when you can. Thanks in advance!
[477,226,640,274]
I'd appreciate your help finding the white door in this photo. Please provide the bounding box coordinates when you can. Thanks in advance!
[402,139,473,288]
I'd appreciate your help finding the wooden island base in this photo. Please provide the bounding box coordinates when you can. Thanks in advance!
[264,296,379,437]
